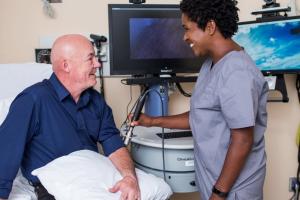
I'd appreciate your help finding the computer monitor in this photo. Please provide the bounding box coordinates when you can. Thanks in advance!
[233,16,300,74]
[108,4,204,75]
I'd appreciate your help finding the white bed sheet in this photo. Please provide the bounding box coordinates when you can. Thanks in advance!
[8,171,36,200]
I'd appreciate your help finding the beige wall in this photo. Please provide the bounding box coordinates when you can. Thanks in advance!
[1,0,300,199]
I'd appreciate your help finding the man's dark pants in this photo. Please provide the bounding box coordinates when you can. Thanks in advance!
[33,183,55,200]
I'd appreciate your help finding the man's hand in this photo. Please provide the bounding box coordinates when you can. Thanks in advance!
[109,175,140,200]
[109,147,141,200]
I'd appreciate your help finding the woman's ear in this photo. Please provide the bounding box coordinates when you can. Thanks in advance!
[206,20,217,36]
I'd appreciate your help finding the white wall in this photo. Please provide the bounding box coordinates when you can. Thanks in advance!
[1,0,300,199]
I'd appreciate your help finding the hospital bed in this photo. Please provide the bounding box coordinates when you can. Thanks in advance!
[0,63,52,200]
[0,63,172,200]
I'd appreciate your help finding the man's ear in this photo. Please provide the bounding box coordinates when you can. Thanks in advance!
[206,20,217,36]
[62,60,70,73]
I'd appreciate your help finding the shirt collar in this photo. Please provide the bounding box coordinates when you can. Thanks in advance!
[49,73,92,107]
[49,73,70,101]
[77,89,91,109]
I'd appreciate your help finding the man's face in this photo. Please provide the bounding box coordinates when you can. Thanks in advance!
[68,42,101,91]
[181,13,210,57]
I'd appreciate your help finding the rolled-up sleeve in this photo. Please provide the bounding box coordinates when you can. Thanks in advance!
[98,102,124,156]
[0,93,36,199]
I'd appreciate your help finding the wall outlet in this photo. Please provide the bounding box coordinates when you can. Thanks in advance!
[289,177,298,192]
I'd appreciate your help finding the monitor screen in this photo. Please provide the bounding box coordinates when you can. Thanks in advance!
[233,16,300,74]
[108,4,204,75]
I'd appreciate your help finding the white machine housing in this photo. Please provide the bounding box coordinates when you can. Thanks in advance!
[127,126,197,193]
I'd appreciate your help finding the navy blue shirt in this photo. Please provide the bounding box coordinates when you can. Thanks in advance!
[0,73,124,198]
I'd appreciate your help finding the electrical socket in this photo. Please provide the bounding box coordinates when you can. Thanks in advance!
[289,177,298,192]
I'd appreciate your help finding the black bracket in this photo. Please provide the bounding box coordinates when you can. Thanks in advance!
[296,74,300,103]
[267,74,289,103]
[121,76,197,86]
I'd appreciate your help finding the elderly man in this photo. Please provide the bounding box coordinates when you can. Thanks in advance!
[0,34,140,200]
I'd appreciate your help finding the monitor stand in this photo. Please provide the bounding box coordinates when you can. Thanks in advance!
[266,74,289,102]
[144,83,169,117]
[297,74,300,103]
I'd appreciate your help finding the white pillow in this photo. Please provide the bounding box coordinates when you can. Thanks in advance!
[32,150,172,200]
[0,97,14,125]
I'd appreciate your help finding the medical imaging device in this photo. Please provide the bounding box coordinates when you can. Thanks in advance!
[108,4,203,193]
[108,3,300,192]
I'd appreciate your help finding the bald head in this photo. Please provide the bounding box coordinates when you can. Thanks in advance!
[50,34,93,72]
[49,34,100,101]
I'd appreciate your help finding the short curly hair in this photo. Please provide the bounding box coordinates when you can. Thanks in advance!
[179,0,239,39]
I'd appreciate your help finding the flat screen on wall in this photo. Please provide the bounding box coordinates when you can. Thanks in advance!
[233,16,300,74]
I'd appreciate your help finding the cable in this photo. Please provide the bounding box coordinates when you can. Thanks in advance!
[98,62,105,98]
[126,86,133,120]
[120,85,168,180]
[290,192,296,200]
[169,74,192,97]
[95,47,104,98]
[296,74,300,103]
[121,79,128,85]
[295,121,300,200]
[124,87,167,180]
[142,88,166,181]
[175,82,192,97]
[119,94,142,131]
[297,117,300,200]
[120,86,148,137]
[89,34,107,98]
[123,91,148,145]
[119,84,144,131]
[119,85,135,132]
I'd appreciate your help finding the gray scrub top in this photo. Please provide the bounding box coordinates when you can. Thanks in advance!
[190,51,268,200]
